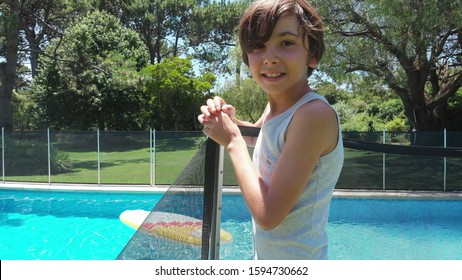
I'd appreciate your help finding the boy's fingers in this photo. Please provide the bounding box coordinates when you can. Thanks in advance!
[214,96,225,110]
[200,105,211,116]
[207,99,217,113]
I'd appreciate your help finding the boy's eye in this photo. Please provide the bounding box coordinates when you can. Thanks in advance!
[254,43,265,49]
[281,41,295,46]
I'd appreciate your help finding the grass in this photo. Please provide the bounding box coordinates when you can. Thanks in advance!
[3,135,204,185]
[337,148,462,191]
[2,135,462,191]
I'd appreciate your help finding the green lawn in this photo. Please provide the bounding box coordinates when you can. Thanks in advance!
[337,148,462,191]
[3,136,204,185]
[3,136,462,191]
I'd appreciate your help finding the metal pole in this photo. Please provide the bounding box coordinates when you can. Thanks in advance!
[48,128,51,185]
[153,129,156,186]
[210,145,224,260]
[2,127,4,183]
[97,129,101,186]
[444,129,447,192]
[149,129,153,186]
[149,128,154,187]
[201,139,225,260]
[383,130,386,191]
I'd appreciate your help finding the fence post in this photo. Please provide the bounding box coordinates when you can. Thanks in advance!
[202,139,225,260]
[150,129,155,186]
[2,127,4,183]
[47,128,51,185]
[149,129,152,186]
[444,129,447,192]
[97,129,101,186]
[153,129,156,186]
[383,129,386,191]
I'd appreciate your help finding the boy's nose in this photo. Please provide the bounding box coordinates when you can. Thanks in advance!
[264,57,279,65]
[263,47,279,65]
[264,55,279,65]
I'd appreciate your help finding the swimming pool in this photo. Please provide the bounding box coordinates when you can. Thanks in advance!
[0,188,461,260]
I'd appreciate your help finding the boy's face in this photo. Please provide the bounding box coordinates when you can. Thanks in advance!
[247,15,318,96]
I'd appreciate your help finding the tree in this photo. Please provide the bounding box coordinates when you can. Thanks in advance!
[116,0,246,70]
[2,0,246,131]
[318,0,462,131]
[31,10,149,131]
[188,0,248,74]
[0,0,20,131]
[220,78,267,123]
[142,57,215,131]
[18,0,93,78]
[1,0,95,131]
[117,0,198,64]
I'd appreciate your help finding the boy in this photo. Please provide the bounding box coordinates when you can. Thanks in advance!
[198,0,344,259]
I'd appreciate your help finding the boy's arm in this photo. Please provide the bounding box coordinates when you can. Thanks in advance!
[230,105,268,147]
[226,100,339,230]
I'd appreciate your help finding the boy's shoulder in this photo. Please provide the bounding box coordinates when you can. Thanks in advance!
[296,97,336,121]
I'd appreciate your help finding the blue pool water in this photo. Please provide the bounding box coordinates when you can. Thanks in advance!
[0,189,461,260]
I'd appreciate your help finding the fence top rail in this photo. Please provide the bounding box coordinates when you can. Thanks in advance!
[343,138,462,157]
[237,126,462,157]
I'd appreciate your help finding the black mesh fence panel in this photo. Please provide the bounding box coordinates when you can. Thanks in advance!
[116,139,208,260]
[340,131,462,191]
[154,131,204,185]
[51,131,99,184]
[99,131,151,185]
[384,155,444,191]
[3,131,48,182]
[1,129,461,191]
[335,149,384,190]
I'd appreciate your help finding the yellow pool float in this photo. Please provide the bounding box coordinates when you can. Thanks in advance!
[119,210,233,246]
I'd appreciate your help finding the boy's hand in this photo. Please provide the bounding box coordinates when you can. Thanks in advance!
[198,96,236,124]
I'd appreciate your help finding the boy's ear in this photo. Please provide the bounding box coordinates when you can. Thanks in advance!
[308,56,318,68]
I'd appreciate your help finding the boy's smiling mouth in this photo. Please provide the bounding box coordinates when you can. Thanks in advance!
[263,72,284,78]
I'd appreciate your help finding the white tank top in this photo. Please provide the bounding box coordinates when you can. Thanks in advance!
[252,92,344,259]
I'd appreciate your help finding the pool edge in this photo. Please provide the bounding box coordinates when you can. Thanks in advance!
[334,189,462,200]
[0,182,243,195]
[1,182,462,199]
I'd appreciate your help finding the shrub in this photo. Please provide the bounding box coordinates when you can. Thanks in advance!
[3,139,73,176]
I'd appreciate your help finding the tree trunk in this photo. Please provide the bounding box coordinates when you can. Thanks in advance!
[0,0,20,131]
[0,65,14,131]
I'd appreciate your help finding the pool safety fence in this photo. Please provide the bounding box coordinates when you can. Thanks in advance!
[116,137,224,260]
[1,127,462,191]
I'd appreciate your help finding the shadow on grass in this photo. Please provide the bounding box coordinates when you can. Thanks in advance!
[53,134,205,153]
[337,149,462,191]
[155,137,205,152]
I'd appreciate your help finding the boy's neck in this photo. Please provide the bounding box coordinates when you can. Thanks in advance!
[266,84,312,120]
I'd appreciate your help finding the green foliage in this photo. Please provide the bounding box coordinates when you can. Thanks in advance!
[447,89,462,130]
[321,78,407,132]
[385,117,407,132]
[11,91,33,131]
[448,88,462,111]
[220,78,267,123]
[317,0,462,131]
[4,139,73,175]
[314,81,351,105]
[315,71,408,132]
[30,10,149,131]
[141,57,215,130]
[188,0,248,73]
[337,111,374,132]
[115,0,245,70]
[10,61,34,130]
[367,99,405,122]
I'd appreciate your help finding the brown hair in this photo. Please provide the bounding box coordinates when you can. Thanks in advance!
[239,0,325,77]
